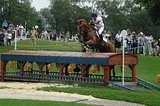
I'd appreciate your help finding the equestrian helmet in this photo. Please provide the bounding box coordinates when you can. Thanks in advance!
[91,12,97,17]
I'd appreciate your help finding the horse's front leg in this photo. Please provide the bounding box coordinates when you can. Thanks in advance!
[81,43,88,52]
[85,40,95,46]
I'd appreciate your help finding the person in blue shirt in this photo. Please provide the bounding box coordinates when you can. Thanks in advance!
[2,20,8,30]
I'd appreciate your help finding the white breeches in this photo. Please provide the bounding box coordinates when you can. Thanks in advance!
[94,25,104,36]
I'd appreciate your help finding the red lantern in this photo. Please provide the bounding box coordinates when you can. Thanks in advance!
[47,63,52,72]
[28,63,33,72]
[157,74,160,83]
[90,65,97,73]
[10,62,14,69]
[68,64,74,73]
[120,65,126,72]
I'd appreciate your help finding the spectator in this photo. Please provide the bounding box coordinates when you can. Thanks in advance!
[126,33,132,54]
[2,20,8,30]
[145,34,153,55]
[30,27,37,49]
[138,32,145,55]
[18,24,24,40]
[3,29,8,46]
[0,29,5,46]
[106,31,112,41]
[152,39,159,57]
[8,22,14,32]
[52,31,57,41]
[132,31,138,54]
[59,31,64,41]
[65,31,70,42]
[7,31,12,46]
[115,30,121,53]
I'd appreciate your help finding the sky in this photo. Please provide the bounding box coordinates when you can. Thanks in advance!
[31,0,50,11]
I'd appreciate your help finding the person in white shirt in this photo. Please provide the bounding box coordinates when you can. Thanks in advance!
[115,31,122,53]
[89,12,104,44]
[18,24,24,40]
[145,34,153,55]
[7,31,12,46]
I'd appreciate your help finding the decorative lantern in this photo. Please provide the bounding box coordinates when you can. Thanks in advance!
[120,65,126,72]
[28,62,33,72]
[10,62,14,70]
[157,74,160,83]
[68,64,74,73]
[47,63,52,72]
[89,65,97,73]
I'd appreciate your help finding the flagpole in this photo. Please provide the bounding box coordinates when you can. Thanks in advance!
[15,29,17,50]
[122,32,125,86]
[120,30,127,86]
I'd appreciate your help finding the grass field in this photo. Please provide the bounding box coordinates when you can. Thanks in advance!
[0,39,160,106]
[0,99,93,106]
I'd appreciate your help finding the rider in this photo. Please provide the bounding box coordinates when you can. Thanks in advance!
[89,12,105,44]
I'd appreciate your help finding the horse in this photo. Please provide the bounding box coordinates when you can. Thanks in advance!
[76,19,116,77]
[76,19,115,53]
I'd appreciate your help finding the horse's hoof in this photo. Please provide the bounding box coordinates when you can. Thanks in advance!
[86,45,90,48]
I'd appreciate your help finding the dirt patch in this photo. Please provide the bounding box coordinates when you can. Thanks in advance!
[0,82,145,106]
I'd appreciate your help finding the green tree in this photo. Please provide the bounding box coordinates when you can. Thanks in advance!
[49,0,91,35]
[135,0,160,25]
[0,0,40,30]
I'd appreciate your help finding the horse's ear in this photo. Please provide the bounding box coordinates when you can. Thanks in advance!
[80,19,86,23]
[76,19,81,25]
[76,19,86,25]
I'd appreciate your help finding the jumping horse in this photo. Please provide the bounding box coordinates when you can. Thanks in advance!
[76,19,115,53]
[76,19,116,77]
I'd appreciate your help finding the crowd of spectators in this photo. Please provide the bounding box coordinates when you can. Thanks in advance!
[105,30,160,57]
[37,30,79,42]
[0,20,25,46]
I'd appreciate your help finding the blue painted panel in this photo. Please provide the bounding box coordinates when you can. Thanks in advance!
[57,56,109,65]
[1,55,54,62]
[1,54,109,65]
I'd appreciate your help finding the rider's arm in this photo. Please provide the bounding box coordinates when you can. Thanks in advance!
[95,17,104,28]
[94,24,101,28]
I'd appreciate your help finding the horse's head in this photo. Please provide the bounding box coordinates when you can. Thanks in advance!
[76,19,88,42]
[76,19,87,32]
[76,19,87,25]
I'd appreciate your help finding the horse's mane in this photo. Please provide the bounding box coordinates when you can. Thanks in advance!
[76,19,93,33]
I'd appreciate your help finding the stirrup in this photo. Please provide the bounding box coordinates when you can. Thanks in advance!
[100,40,105,45]
[100,40,104,45]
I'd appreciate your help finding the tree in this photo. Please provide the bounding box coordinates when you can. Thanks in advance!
[49,0,91,35]
[0,0,40,30]
[135,0,160,25]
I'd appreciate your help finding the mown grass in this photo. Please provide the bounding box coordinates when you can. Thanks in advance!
[38,85,160,106]
[16,39,81,51]
[0,38,160,106]
[0,99,93,106]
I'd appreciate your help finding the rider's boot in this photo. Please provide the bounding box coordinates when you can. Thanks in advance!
[99,34,104,45]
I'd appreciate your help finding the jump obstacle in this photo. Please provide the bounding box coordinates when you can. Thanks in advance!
[0,50,138,86]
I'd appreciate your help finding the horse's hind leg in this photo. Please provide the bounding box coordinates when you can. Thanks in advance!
[84,64,92,77]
